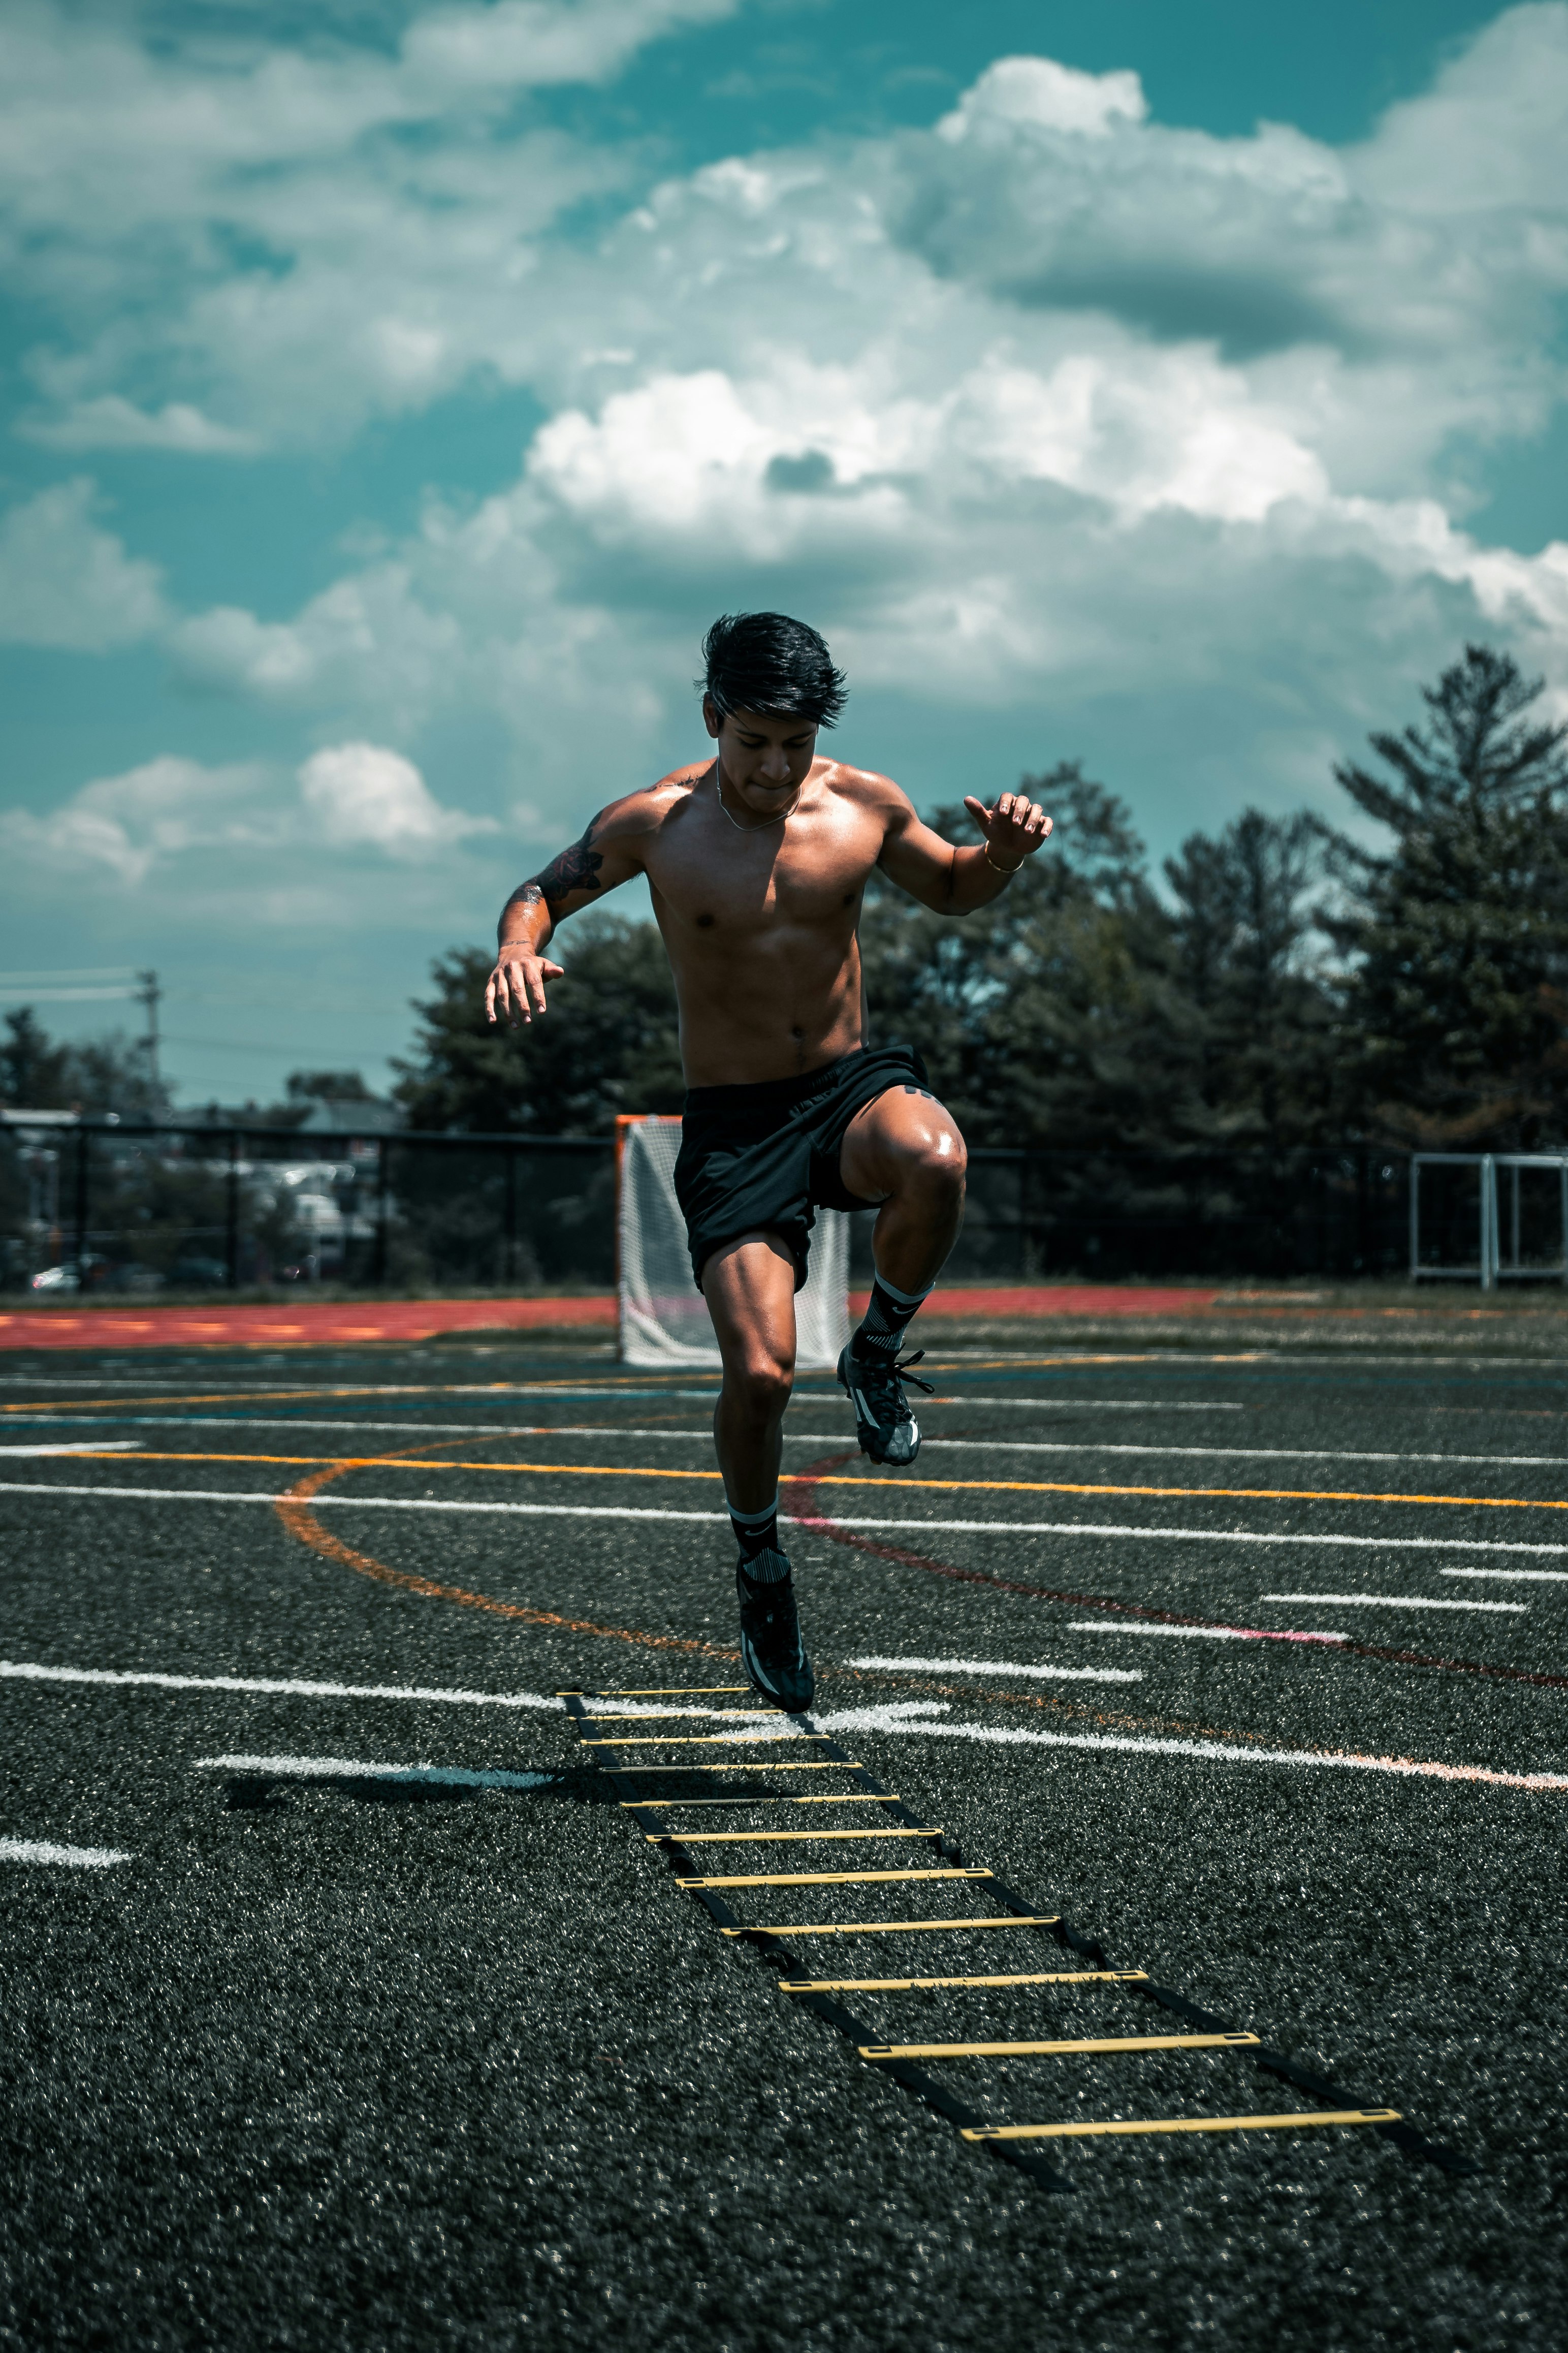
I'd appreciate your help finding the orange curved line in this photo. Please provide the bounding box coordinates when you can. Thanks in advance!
[272,1444,734,1659]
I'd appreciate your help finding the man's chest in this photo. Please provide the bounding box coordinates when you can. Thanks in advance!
[649,805,882,928]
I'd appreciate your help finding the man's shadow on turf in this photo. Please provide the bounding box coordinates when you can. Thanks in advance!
[221,1767,777,1813]
[222,1766,620,1812]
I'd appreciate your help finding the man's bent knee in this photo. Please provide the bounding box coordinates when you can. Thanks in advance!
[723,1353,795,1423]
[897,1130,968,1200]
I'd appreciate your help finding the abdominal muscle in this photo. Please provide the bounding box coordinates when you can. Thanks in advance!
[656,908,866,1087]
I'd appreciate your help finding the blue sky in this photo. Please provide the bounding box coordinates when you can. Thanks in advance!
[2,0,1565,1103]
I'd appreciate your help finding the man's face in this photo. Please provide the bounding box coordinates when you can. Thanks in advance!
[704,698,818,808]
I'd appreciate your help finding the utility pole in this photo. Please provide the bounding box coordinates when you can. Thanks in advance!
[136,969,161,1092]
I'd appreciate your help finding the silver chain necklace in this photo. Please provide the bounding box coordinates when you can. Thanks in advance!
[714,767,803,833]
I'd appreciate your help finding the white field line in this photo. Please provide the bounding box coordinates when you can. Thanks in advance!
[0,1835,132,1866]
[0,1659,560,1708]
[1065,1621,1345,1643]
[1444,1566,1568,1583]
[196,1753,556,1789]
[7,1482,1568,1556]
[1258,1592,1527,1614]
[6,1417,1562,1472]
[0,1440,142,1456]
[0,1384,1251,1402]
[4,1417,807,1441]
[849,1654,1142,1684]
[917,1441,1568,1467]
[804,1709,1568,1794]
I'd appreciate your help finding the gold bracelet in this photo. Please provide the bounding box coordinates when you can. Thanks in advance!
[983,840,1024,874]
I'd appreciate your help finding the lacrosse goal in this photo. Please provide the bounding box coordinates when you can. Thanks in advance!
[615,1114,851,1367]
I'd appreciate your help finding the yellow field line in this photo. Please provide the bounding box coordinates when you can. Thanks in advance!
[35,1449,1568,1512]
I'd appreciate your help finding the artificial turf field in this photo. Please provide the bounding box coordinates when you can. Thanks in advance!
[1,1328,1564,2351]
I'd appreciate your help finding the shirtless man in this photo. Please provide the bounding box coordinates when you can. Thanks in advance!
[485,612,1051,1712]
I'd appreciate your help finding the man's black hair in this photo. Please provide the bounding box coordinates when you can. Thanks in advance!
[701,611,847,729]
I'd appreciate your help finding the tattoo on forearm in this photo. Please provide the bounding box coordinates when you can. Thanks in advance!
[522,811,609,920]
[499,882,543,929]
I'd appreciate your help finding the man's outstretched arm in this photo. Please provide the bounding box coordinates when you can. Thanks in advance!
[485,799,649,1028]
[875,783,1052,914]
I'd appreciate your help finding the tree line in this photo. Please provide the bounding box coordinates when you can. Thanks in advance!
[395,646,1568,1154]
[7,646,1564,1156]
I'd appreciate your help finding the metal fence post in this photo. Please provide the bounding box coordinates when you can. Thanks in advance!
[73,1123,89,1277]
[374,1138,390,1288]
[226,1131,240,1290]
[1409,1157,1420,1280]
[504,1142,519,1288]
[1480,1153,1496,1289]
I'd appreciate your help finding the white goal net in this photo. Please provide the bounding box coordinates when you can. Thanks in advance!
[617,1114,851,1368]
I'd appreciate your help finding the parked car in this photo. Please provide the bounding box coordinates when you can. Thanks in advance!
[169,1255,230,1288]
[28,1264,79,1293]
[100,1262,163,1292]
[28,1254,108,1293]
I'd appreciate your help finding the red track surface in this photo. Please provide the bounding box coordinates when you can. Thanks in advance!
[0,1283,1218,1351]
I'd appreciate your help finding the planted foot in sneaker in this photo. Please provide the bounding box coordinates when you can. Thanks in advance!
[735,1550,814,1714]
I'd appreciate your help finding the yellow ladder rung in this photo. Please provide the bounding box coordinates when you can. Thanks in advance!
[679,1867,991,1891]
[861,2032,1259,2061]
[583,1733,827,1748]
[605,1761,855,1774]
[624,1796,903,1810]
[584,1709,777,1722]
[651,1828,939,1845]
[721,1913,1059,1937]
[780,1970,1148,1993]
[962,2108,1400,2144]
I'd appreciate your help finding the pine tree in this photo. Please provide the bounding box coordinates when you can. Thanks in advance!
[1164,808,1333,1145]
[1325,646,1568,1145]
[862,765,1205,1149]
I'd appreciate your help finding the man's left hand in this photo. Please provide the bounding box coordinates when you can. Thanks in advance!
[963,792,1052,869]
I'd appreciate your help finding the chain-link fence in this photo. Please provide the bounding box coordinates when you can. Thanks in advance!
[850,1145,1414,1284]
[2,1121,1430,1296]
[0,1122,613,1296]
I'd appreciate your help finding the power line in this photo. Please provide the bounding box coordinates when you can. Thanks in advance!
[161,1034,386,1061]
[0,986,144,1003]
[0,967,140,984]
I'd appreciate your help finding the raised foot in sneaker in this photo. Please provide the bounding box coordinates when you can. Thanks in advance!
[837,1342,934,1467]
[735,1552,814,1714]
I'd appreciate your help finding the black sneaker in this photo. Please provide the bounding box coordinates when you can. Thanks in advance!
[735,1553,814,1714]
[837,1342,934,1467]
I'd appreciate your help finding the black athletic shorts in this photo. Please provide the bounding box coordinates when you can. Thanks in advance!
[674,1043,931,1293]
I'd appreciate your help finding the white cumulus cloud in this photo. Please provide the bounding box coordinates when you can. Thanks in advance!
[16,397,261,455]
[4,5,1568,870]
[0,758,277,884]
[297,743,497,855]
[0,478,166,649]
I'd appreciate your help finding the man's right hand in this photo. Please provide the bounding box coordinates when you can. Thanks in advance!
[486,947,565,1027]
